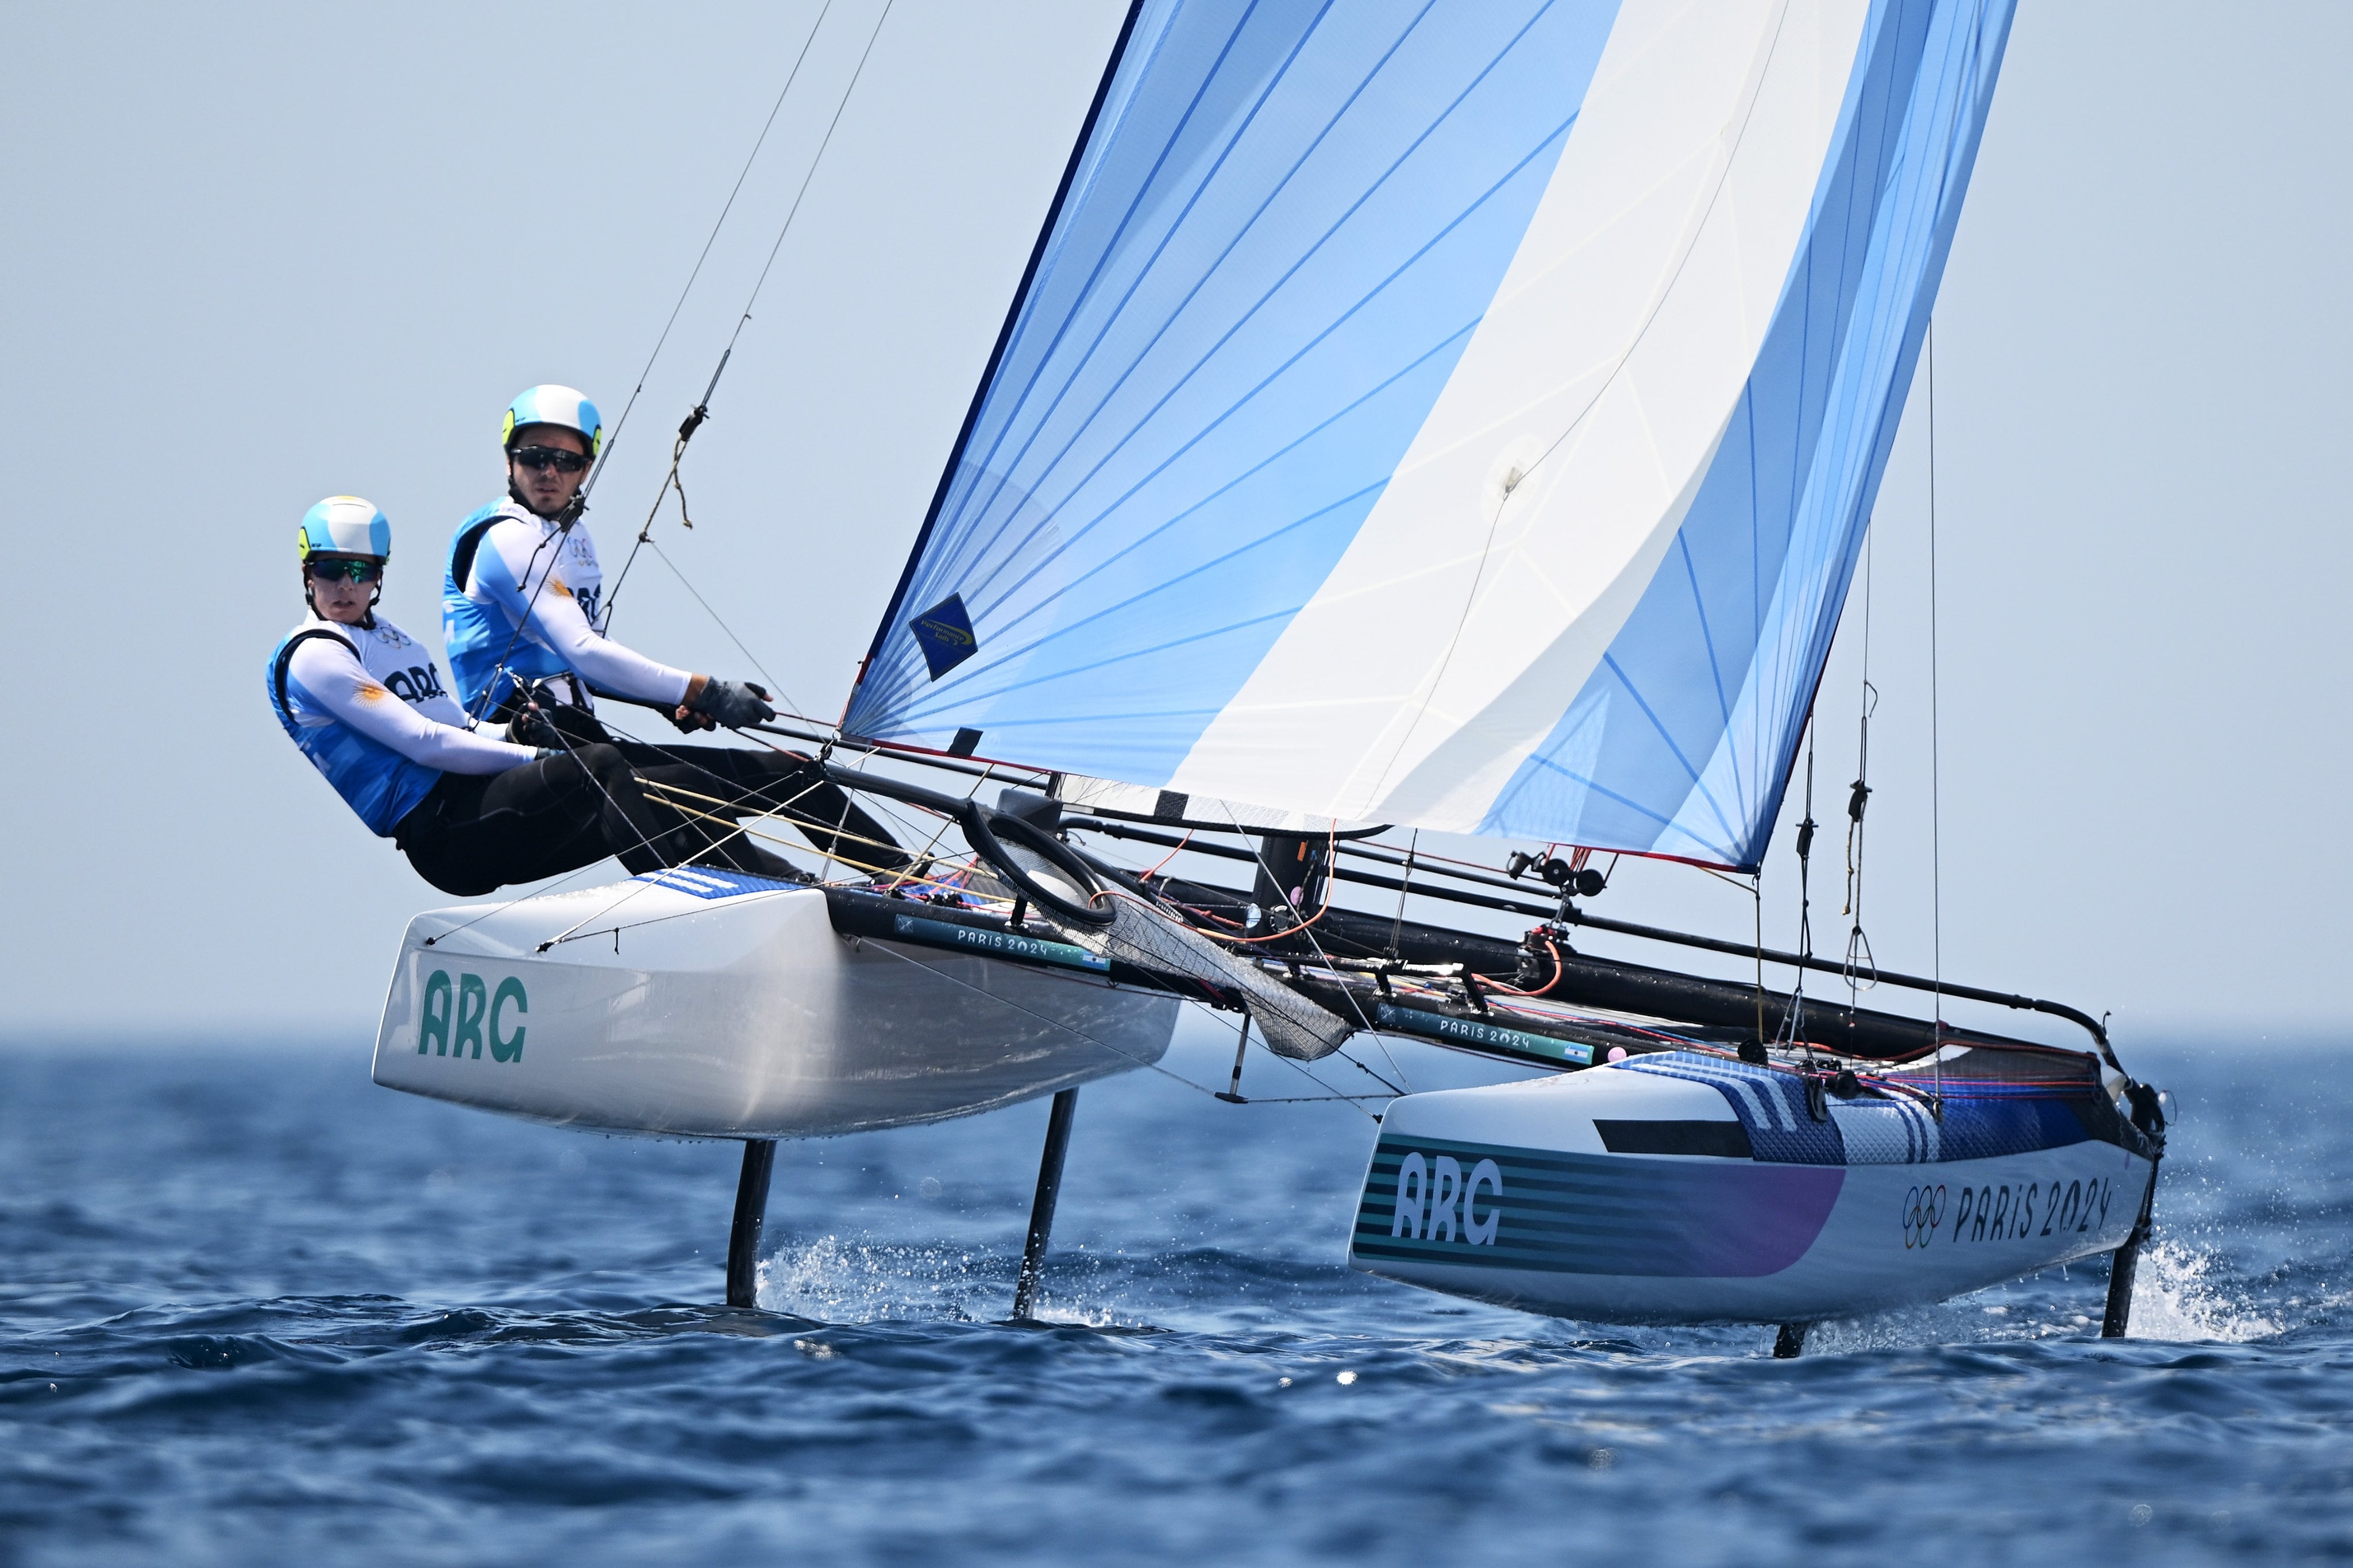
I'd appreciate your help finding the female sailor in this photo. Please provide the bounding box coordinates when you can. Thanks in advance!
[267,496,848,896]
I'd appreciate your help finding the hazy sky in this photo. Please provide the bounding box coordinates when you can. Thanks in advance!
[3,1,2346,1046]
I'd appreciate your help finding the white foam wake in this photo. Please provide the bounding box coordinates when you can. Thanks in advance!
[2126,1239,2282,1343]
[757,1234,993,1322]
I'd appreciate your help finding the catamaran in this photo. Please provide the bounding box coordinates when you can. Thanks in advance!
[373,0,2164,1350]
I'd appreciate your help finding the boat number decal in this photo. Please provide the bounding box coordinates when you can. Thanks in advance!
[1389,1152,1504,1246]
[1912,1176,2115,1249]
[416,970,527,1063]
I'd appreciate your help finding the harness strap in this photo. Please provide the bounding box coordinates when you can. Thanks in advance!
[272,628,359,724]
[450,516,502,594]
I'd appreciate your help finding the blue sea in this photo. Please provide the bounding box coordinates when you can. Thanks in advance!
[1,1032,2344,1565]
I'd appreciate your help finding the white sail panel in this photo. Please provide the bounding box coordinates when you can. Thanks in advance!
[1483,0,2015,866]
[1167,0,1871,826]
[846,0,2016,872]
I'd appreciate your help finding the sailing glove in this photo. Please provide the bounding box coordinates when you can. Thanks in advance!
[690,677,776,729]
[506,702,565,750]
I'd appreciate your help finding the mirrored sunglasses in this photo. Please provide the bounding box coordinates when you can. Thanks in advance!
[511,445,591,474]
[307,558,383,584]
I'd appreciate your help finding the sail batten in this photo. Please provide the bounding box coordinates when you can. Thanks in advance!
[847,0,2015,870]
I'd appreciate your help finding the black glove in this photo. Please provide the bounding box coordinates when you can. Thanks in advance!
[507,702,565,750]
[689,678,776,729]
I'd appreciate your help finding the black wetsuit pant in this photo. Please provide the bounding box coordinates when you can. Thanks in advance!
[394,742,906,898]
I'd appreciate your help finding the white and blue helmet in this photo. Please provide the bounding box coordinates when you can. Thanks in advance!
[502,384,603,456]
[296,495,391,561]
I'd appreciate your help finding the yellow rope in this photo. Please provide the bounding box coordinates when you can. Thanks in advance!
[637,784,996,899]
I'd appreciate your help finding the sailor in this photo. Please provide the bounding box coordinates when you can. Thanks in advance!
[268,497,850,896]
[442,383,769,736]
[441,384,908,878]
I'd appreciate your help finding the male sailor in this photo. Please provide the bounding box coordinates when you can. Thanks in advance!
[443,384,905,875]
[268,497,846,896]
[443,383,772,735]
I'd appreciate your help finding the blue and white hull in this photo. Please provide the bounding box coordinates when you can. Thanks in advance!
[1349,1052,2153,1325]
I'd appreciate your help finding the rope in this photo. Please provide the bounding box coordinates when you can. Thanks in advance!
[1388,828,1417,958]
[1752,875,1766,1051]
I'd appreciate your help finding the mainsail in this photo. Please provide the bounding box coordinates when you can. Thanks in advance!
[846,0,2016,871]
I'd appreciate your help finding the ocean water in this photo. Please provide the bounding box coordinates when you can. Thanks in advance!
[0,1032,2345,1566]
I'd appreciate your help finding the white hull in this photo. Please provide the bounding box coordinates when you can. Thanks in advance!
[1351,1056,2153,1325]
[372,872,1179,1139]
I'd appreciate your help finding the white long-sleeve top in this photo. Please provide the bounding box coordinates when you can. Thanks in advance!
[280,612,537,774]
[443,501,693,713]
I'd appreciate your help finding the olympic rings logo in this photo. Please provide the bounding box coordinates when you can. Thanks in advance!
[1901,1184,1949,1250]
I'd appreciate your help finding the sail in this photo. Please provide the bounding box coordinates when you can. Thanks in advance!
[846,0,2016,871]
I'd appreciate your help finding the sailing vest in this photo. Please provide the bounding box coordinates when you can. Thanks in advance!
[443,500,605,716]
[265,614,450,836]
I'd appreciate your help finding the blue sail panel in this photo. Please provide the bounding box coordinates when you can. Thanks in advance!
[845,0,2016,874]
[844,0,1622,779]
[1483,0,2016,868]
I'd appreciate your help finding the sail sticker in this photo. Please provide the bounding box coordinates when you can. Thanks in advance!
[910,593,978,681]
[1372,1002,1594,1066]
[890,913,1110,974]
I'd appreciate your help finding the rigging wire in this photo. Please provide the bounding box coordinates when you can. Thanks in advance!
[467,5,858,728]
[1843,530,1878,1005]
[1752,875,1765,1051]
[1927,318,1945,1113]
[722,0,897,374]
[1390,828,1418,957]
[1380,828,1420,1092]
[645,537,803,716]
[1775,711,1818,1052]
[583,0,840,499]
[1203,804,1404,1094]
[603,0,898,648]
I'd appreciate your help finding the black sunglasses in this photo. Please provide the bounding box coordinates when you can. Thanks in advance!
[307,558,383,584]
[511,445,592,474]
